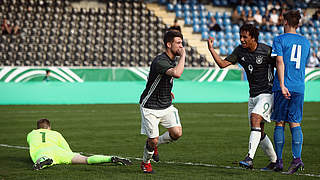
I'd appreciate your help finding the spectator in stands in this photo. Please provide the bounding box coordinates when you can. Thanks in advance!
[208,16,222,32]
[246,10,255,25]
[277,9,285,26]
[261,10,271,31]
[312,9,320,21]
[274,1,281,12]
[254,9,263,26]
[270,9,279,25]
[239,10,247,26]
[301,10,313,26]
[231,8,241,25]
[267,0,274,11]
[1,18,20,35]
[307,51,320,68]
[317,48,320,60]
[169,18,181,33]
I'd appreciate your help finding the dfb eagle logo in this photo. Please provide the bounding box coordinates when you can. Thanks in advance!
[256,55,263,64]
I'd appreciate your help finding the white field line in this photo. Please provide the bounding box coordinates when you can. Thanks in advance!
[1,144,319,178]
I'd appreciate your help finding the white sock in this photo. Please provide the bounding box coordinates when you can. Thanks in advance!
[248,130,261,159]
[143,144,154,163]
[260,134,277,163]
[158,131,173,146]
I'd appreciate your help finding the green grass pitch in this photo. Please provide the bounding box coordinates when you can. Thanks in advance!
[0,103,319,180]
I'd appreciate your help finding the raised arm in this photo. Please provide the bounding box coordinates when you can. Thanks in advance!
[166,47,186,78]
[207,37,232,68]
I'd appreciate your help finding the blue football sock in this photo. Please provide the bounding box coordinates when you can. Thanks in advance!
[290,126,303,159]
[274,126,285,160]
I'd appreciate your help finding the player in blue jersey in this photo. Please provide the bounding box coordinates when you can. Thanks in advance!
[271,10,310,174]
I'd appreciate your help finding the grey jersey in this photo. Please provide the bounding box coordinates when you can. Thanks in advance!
[140,53,175,109]
[225,43,275,97]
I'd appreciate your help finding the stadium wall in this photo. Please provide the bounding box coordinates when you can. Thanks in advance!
[0,67,319,105]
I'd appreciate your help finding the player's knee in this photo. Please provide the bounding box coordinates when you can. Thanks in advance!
[170,130,182,140]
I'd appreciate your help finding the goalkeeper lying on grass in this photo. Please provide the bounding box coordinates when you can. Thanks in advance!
[27,118,132,170]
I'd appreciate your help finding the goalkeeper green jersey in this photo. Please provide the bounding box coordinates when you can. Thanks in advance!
[27,129,73,163]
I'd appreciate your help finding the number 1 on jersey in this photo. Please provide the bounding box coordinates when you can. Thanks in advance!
[290,44,301,69]
[40,132,46,143]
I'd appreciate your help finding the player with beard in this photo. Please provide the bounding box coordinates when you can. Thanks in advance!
[139,30,185,173]
[207,24,277,170]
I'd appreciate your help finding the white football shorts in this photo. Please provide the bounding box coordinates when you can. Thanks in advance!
[248,93,273,123]
[140,105,181,138]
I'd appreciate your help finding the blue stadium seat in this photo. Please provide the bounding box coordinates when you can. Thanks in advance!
[184,16,192,25]
[313,41,319,49]
[199,11,206,19]
[265,32,272,41]
[192,11,200,19]
[233,33,240,41]
[214,12,222,19]
[193,24,201,33]
[201,24,209,32]
[219,46,227,55]
[259,6,266,15]
[175,3,182,11]
[225,32,233,40]
[236,5,243,14]
[213,0,221,6]
[227,39,234,47]
[202,31,209,40]
[184,10,191,18]
[225,25,232,33]
[201,17,207,25]
[222,12,231,19]
[227,46,233,55]
[244,5,251,14]
[221,0,228,6]
[252,6,258,14]
[300,26,308,35]
[176,10,183,18]
[232,24,240,33]
[217,31,225,40]
[167,3,174,11]
[183,4,190,11]
[207,11,214,19]
[193,17,200,25]
[199,4,205,12]
[314,20,320,28]
[216,18,223,25]
[223,18,231,26]
[271,25,278,33]
[219,39,226,47]
[158,0,167,5]
[308,27,315,34]
[191,4,198,12]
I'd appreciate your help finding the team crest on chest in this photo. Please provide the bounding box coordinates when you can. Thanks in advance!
[256,56,263,64]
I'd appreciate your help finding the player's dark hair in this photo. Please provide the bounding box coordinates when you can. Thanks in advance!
[240,24,259,42]
[163,30,183,49]
[37,118,51,129]
[284,10,301,28]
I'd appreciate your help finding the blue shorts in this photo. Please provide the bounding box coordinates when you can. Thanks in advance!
[271,91,304,123]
